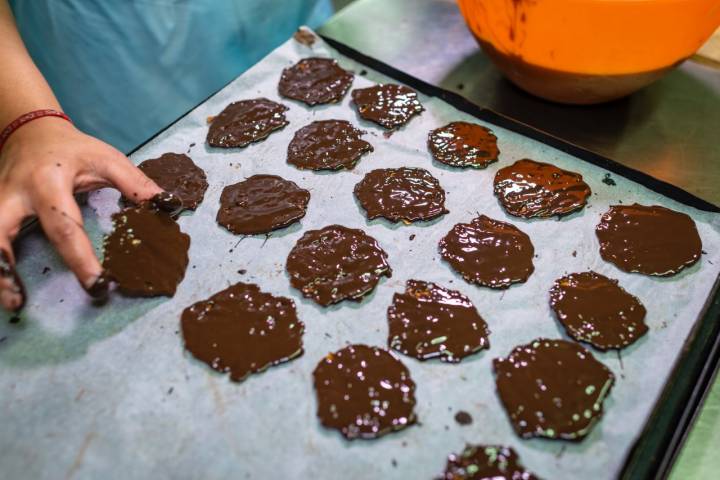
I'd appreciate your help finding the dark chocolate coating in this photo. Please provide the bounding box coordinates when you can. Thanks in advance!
[428,121,499,168]
[0,249,25,312]
[102,203,190,297]
[550,271,648,351]
[150,191,184,216]
[312,344,416,439]
[439,215,535,289]
[181,282,304,382]
[438,444,540,480]
[351,84,423,129]
[493,338,615,441]
[387,279,489,362]
[287,120,373,171]
[217,174,310,235]
[494,159,591,218]
[354,167,448,223]
[596,204,702,276]
[138,153,208,210]
[278,57,354,105]
[286,225,391,306]
[206,98,288,148]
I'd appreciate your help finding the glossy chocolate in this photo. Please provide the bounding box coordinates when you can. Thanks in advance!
[286,225,391,306]
[181,282,304,382]
[494,159,591,218]
[351,84,423,129]
[287,120,373,171]
[387,279,489,362]
[206,98,288,148]
[0,249,25,312]
[217,174,310,235]
[428,121,499,168]
[150,191,184,216]
[439,215,534,289]
[278,57,354,105]
[494,338,615,441]
[596,204,702,276]
[138,153,208,210]
[550,272,648,351]
[312,344,416,439]
[102,203,190,297]
[439,444,540,480]
[354,167,448,223]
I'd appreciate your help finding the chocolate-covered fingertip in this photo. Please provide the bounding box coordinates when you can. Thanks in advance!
[0,249,26,312]
[84,271,110,299]
[150,191,183,215]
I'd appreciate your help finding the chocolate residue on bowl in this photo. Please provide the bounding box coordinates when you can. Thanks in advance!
[387,279,489,362]
[217,174,310,235]
[439,215,534,289]
[312,344,416,439]
[138,153,208,210]
[206,98,288,148]
[493,338,615,441]
[438,444,540,480]
[351,84,423,129]
[181,282,304,382]
[278,57,354,105]
[354,167,448,223]
[550,271,648,351]
[596,204,702,276]
[428,121,499,168]
[102,203,190,297]
[287,120,373,171]
[493,159,591,218]
[286,225,391,306]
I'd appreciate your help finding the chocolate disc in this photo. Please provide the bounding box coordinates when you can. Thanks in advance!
[312,344,416,440]
[438,444,540,480]
[493,338,615,441]
[494,159,591,218]
[286,225,392,306]
[278,57,354,106]
[181,282,304,382]
[102,203,190,297]
[217,174,310,235]
[354,167,448,223]
[387,279,490,362]
[351,84,423,129]
[206,98,288,148]
[137,153,208,210]
[596,204,702,276]
[550,272,648,351]
[287,120,373,171]
[428,121,499,168]
[439,215,534,289]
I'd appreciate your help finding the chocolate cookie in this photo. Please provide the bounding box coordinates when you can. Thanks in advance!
[351,84,423,129]
[494,338,615,441]
[217,174,310,235]
[439,215,534,289]
[137,153,208,210]
[428,121,499,168]
[438,445,540,480]
[354,167,448,223]
[206,98,288,148]
[494,159,591,218]
[287,120,373,171]
[312,344,416,440]
[102,203,190,297]
[286,225,391,306]
[550,272,648,351]
[278,57,354,105]
[387,280,490,362]
[181,282,304,382]
[596,204,702,276]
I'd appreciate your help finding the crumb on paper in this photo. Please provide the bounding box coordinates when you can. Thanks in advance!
[293,28,316,47]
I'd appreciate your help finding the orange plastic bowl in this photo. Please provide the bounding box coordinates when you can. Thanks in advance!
[458,0,720,104]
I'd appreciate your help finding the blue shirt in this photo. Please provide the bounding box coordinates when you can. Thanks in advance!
[9,0,332,153]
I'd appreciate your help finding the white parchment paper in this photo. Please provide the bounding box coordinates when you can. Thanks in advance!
[2,30,720,480]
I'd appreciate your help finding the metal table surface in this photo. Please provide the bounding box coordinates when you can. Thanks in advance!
[319,0,720,478]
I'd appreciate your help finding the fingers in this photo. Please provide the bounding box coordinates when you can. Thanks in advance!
[98,149,163,203]
[0,199,28,312]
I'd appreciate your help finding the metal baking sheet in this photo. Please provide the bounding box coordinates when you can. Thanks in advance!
[2,30,720,480]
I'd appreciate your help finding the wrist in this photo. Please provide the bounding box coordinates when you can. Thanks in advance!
[0,110,74,153]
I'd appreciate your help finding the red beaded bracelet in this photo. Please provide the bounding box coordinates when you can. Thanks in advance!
[0,109,73,153]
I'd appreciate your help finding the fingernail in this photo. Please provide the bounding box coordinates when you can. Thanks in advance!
[150,192,183,216]
[84,271,110,299]
[0,249,26,312]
